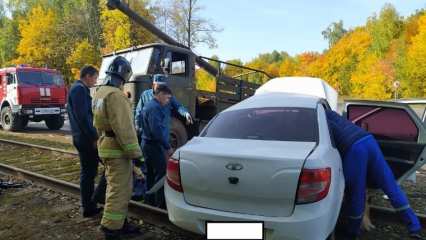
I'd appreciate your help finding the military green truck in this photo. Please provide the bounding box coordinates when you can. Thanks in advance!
[98,0,271,149]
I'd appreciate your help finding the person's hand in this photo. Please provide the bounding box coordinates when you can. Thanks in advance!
[185,112,193,125]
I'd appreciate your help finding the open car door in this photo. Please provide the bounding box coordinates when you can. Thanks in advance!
[344,100,426,183]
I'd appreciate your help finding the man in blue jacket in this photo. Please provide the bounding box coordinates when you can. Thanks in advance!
[326,110,421,239]
[140,85,174,208]
[135,74,192,138]
[67,65,106,217]
[132,74,192,201]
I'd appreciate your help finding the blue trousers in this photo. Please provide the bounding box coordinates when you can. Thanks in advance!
[142,142,166,209]
[74,139,107,211]
[342,135,421,236]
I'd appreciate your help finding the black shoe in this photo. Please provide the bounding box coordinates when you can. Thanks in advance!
[101,226,121,240]
[121,219,141,236]
[83,207,103,218]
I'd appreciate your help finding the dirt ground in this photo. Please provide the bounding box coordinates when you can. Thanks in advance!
[0,176,195,240]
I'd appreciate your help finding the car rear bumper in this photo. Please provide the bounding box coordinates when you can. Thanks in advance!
[165,183,342,240]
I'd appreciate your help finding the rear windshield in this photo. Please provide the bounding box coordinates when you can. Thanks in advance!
[17,71,64,86]
[200,107,318,142]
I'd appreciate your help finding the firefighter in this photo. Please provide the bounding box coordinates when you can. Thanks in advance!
[92,56,143,240]
[67,65,106,218]
[326,110,421,239]
[140,85,174,208]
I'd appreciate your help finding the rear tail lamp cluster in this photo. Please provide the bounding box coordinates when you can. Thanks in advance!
[167,157,183,192]
[296,167,331,204]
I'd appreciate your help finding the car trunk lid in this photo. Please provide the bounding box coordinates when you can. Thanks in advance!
[179,137,317,217]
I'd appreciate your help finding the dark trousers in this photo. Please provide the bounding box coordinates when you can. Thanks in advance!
[142,142,166,208]
[74,139,107,211]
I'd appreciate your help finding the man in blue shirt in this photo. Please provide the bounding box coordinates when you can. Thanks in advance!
[67,66,106,217]
[326,110,421,239]
[141,85,173,208]
[135,74,192,140]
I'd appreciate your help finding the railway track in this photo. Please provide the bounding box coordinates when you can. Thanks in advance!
[0,137,424,239]
[0,138,200,239]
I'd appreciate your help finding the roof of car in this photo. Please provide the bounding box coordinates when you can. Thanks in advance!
[225,92,321,112]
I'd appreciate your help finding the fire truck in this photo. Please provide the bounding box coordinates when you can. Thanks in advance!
[0,66,67,131]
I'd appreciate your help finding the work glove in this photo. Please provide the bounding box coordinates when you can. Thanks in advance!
[185,112,193,125]
[133,158,144,168]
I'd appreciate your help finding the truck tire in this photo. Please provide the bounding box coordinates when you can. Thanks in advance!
[1,106,22,131]
[170,117,188,149]
[20,117,29,129]
[45,116,64,130]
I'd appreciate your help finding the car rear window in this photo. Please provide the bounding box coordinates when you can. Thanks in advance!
[200,107,318,142]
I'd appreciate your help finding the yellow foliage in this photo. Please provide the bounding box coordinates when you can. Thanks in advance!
[15,6,59,67]
[279,59,296,76]
[100,0,132,53]
[196,69,216,92]
[403,15,426,97]
[66,39,100,81]
[351,53,393,99]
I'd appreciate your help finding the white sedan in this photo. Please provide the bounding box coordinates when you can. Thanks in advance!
[165,92,345,240]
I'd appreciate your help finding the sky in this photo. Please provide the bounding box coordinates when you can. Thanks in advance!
[193,0,426,62]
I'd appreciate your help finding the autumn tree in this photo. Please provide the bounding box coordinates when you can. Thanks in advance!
[367,4,403,56]
[400,14,426,97]
[67,39,100,80]
[322,20,347,48]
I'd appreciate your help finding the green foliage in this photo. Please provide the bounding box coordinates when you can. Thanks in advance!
[322,20,347,47]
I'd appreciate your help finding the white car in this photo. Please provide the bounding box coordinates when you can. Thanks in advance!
[165,92,345,240]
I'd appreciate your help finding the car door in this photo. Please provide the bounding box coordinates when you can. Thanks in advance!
[344,100,426,183]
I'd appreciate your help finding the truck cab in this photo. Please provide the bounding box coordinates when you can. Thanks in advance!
[0,66,67,131]
[98,43,267,148]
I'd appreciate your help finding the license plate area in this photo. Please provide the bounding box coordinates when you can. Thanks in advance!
[34,108,60,115]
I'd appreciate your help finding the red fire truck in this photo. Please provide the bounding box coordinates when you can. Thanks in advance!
[0,66,67,131]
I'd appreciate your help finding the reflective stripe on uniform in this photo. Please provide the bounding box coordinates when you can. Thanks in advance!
[395,204,410,212]
[99,149,124,158]
[124,143,139,151]
[103,211,125,221]
[348,214,363,220]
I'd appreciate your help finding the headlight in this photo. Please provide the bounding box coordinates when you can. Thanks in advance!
[23,109,33,114]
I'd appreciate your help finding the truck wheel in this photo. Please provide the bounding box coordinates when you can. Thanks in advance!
[20,117,29,129]
[1,106,22,131]
[45,116,64,130]
[170,117,188,149]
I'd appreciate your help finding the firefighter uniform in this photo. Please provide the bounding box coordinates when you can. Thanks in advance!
[326,110,421,238]
[93,57,142,239]
[93,85,142,230]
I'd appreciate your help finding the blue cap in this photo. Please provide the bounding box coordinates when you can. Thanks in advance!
[153,74,168,85]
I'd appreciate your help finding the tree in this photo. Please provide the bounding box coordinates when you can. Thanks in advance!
[351,53,393,99]
[367,3,403,56]
[67,39,100,81]
[322,20,347,48]
[15,6,60,68]
[154,0,222,49]
[400,15,426,97]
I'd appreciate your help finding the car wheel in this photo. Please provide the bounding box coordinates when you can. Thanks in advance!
[170,117,188,149]
[1,106,22,131]
[45,116,64,130]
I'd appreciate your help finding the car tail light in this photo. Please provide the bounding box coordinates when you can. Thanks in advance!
[167,157,183,192]
[296,168,331,204]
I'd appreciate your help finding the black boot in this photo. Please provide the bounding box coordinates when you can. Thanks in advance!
[83,207,103,218]
[101,226,121,240]
[121,219,141,236]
